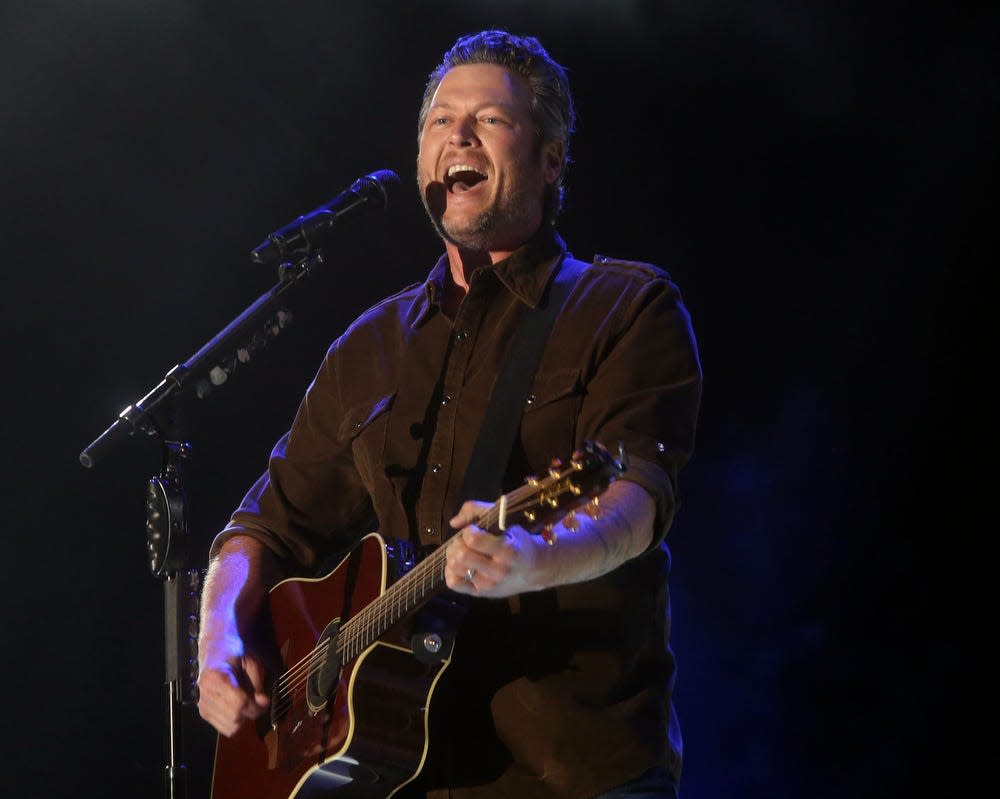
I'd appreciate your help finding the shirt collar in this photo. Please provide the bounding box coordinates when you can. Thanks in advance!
[406,254,450,328]
[406,225,568,328]
[493,225,567,309]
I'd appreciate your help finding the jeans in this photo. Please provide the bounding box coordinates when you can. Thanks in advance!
[591,766,679,799]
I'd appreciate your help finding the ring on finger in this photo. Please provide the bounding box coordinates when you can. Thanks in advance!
[465,567,476,582]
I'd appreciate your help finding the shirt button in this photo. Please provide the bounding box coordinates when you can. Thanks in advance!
[525,394,537,406]
[431,463,443,474]
[455,330,469,342]
[424,527,436,538]
[440,394,452,405]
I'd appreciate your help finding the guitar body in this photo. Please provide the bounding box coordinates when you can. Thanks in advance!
[210,533,453,799]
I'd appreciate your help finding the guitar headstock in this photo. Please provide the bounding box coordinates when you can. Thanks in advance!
[482,440,628,537]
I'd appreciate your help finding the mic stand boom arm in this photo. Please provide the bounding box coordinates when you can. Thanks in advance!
[80,253,322,469]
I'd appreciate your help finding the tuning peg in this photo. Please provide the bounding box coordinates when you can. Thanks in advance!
[561,510,580,532]
[541,524,557,546]
[583,496,602,520]
[548,458,563,478]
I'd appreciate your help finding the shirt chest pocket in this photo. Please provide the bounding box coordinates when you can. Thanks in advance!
[520,367,585,467]
[338,391,396,496]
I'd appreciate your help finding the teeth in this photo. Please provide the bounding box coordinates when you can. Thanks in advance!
[447,164,483,177]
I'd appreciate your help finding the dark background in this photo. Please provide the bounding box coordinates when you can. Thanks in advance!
[1,2,990,797]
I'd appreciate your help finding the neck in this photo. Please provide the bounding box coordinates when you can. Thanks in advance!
[438,222,554,316]
[442,219,550,290]
[444,243,503,293]
[437,246,490,318]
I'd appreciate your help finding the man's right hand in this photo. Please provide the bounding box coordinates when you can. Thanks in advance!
[197,638,271,737]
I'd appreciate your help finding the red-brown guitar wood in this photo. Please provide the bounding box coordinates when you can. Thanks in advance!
[211,533,451,799]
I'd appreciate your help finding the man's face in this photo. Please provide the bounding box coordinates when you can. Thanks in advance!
[418,63,562,253]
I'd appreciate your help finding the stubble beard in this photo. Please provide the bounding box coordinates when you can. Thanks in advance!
[424,178,541,252]
[439,206,498,251]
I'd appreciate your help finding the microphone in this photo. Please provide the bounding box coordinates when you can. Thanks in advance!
[251,168,400,265]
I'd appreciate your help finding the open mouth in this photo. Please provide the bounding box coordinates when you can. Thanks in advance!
[445,164,487,193]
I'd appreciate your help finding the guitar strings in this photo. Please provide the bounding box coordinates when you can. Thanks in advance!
[272,639,332,714]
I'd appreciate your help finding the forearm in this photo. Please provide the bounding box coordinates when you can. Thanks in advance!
[197,535,284,734]
[198,535,282,658]
[446,478,656,597]
[532,478,655,589]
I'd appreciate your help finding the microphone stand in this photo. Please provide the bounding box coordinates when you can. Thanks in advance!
[80,252,327,799]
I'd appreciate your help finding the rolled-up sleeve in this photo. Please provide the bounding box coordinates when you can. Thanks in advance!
[575,264,703,547]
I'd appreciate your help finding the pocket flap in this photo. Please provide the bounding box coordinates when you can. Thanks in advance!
[340,391,396,439]
[525,367,582,411]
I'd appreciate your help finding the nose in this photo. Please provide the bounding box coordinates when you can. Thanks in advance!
[449,115,479,147]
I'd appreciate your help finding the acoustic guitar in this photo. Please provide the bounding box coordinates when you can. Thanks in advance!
[210,439,627,799]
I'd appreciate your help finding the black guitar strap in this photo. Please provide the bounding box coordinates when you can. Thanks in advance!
[456,254,588,511]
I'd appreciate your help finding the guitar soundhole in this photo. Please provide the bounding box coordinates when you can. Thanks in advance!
[306,619,342,713]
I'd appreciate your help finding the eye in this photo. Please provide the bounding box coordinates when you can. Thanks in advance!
[482,116,501,125]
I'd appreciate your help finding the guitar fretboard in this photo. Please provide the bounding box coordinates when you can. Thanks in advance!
[338,545,449,662]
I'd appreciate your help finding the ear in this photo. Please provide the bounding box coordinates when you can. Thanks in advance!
[542,139,565,185]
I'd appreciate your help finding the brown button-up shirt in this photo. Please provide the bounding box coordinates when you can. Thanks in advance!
[214,225,702,798]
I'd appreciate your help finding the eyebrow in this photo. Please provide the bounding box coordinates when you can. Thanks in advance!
[428,100,517,114]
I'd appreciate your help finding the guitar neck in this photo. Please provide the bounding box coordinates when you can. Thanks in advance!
[337,545,448,662]
[334,440,624,664]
